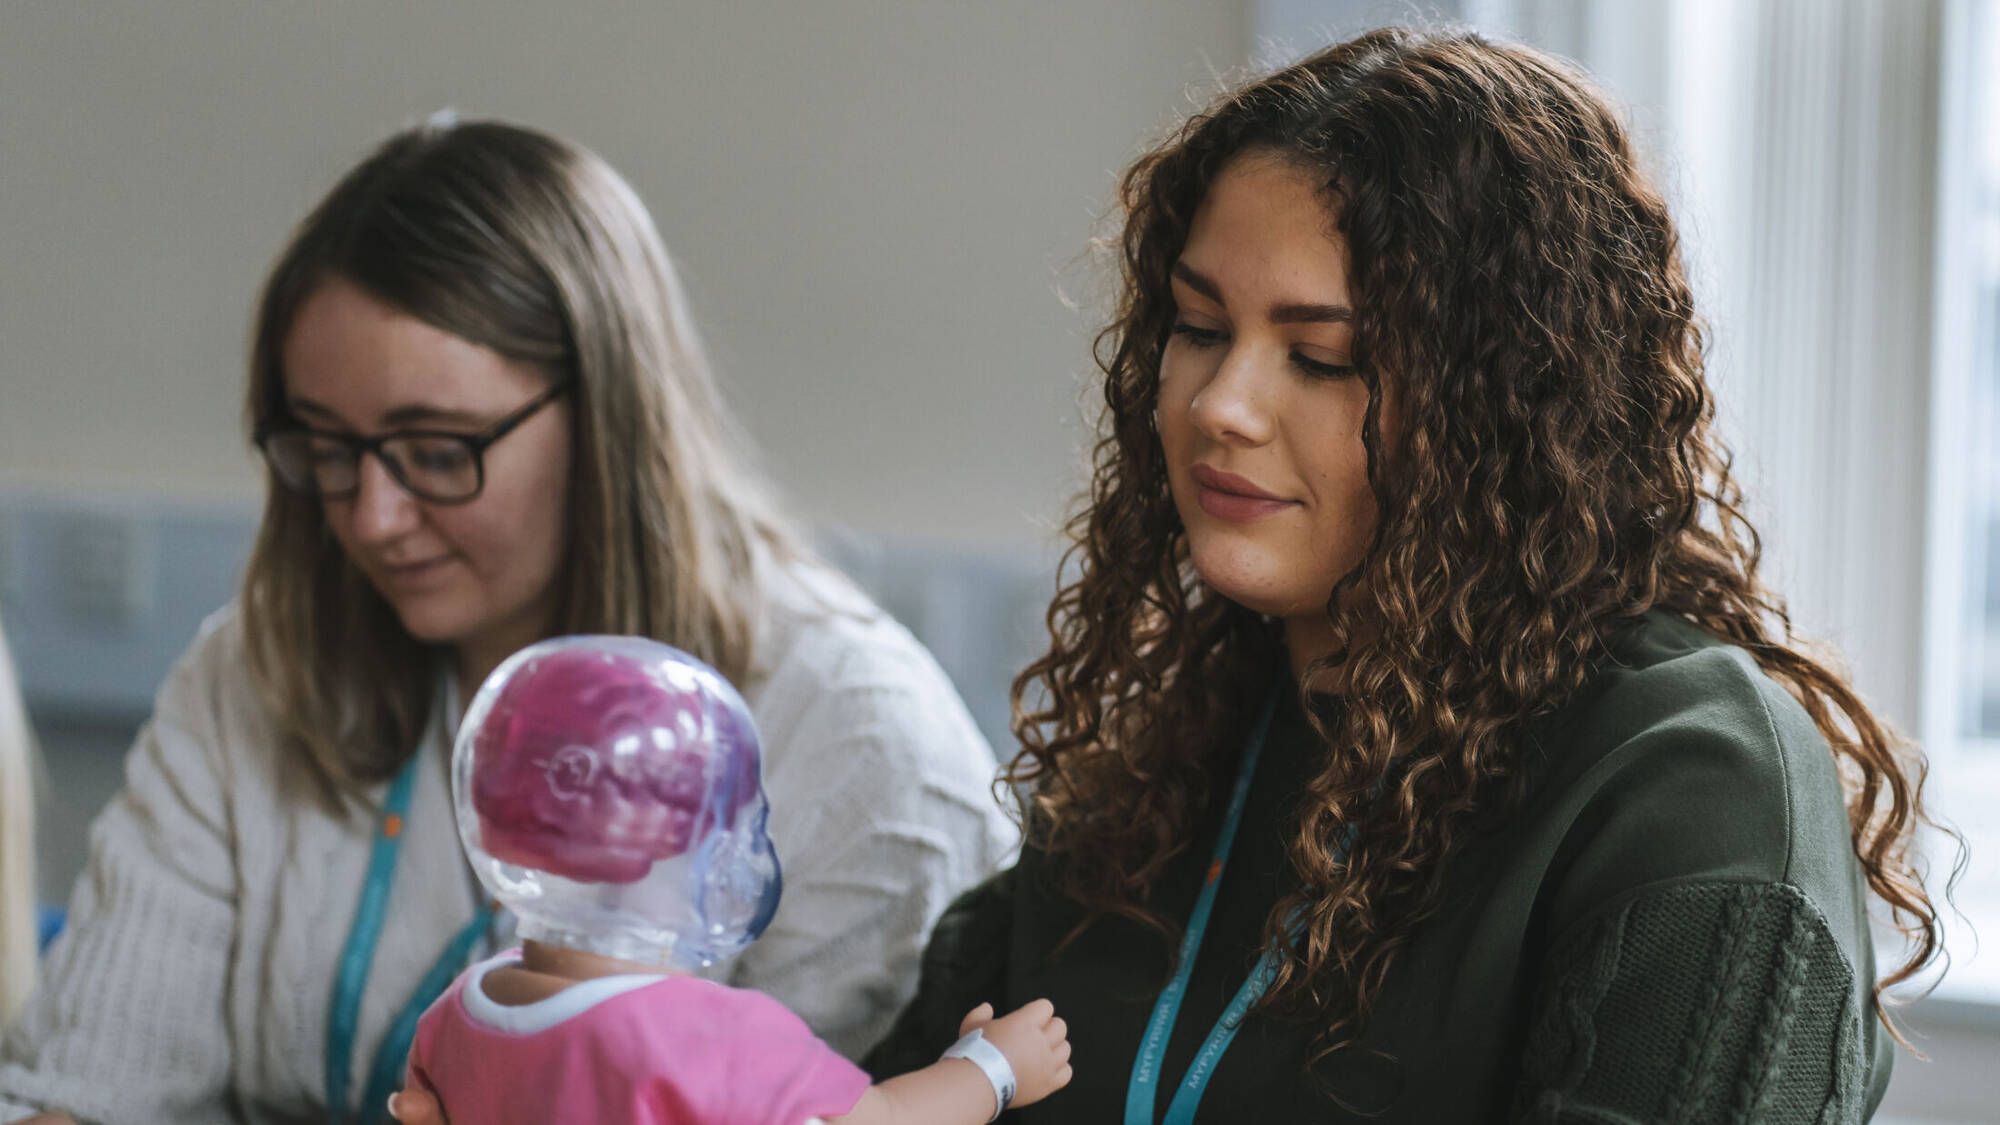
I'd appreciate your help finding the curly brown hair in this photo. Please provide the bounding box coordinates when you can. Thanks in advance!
[1009,26,1950,1052]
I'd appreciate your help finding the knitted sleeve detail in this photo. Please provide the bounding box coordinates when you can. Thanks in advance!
[0,667,240,1125]
[726,664,1010,1062]
[1514,880,1870,1125]
[859,865,1016,1082]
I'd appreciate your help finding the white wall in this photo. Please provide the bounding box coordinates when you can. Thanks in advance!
[0,0,1247,549]
[1252,0,1470,62]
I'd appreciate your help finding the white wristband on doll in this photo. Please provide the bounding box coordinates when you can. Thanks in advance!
[940,1027,1017,1122]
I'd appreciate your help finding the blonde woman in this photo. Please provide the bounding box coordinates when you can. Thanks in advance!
[0,119,1012,1125]
[0,611,37,1025]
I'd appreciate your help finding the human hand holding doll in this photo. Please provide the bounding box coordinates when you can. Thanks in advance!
[389,637,1070,1125]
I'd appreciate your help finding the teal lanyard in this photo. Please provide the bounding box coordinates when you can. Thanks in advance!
[325,754,495,1125]
[1124,690,1298,1125]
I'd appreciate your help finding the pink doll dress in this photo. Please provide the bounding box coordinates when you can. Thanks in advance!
[409,950,871,1124]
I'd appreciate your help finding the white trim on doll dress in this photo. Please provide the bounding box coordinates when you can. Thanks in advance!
[457,952,843,1125]
[457,950,667,1035]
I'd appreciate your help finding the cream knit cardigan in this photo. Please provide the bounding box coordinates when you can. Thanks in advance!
[1,571,1015,1124]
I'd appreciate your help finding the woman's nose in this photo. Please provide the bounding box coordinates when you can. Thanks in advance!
[346,452,422,543]
[1188,343,1279,447]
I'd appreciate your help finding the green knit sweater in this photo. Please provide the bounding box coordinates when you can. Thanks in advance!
[865,613,1890,1122]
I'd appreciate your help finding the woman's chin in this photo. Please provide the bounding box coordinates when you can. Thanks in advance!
[382,593,476,648]
[1190,558,1313,620]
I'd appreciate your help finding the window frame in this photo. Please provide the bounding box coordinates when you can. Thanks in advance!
[1918,0,2000,1005]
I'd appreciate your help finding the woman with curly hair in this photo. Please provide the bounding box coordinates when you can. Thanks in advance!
[868,26,1950,1123]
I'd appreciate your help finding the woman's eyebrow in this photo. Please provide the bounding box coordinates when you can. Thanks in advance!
[1171,261,1225,304]
[1269,301,1354,325]
[378,403,485,427]
[285,396,484,428]
[285,397,348,426]
[1171,261,1353,324]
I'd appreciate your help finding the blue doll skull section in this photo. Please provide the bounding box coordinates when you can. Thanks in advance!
[452,636,782,968]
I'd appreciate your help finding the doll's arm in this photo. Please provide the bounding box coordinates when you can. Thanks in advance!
[829,1000,1071,1125]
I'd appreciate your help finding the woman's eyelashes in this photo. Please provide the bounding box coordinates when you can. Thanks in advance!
[1290,353,1357,379]
[1168,322,1356,379]
[1169,321,1225,346]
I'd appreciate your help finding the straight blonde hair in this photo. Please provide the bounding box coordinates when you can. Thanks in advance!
[241,118,811,804]
[0,608,39,1020]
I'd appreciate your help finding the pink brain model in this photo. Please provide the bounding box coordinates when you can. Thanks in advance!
[467,643,759,885]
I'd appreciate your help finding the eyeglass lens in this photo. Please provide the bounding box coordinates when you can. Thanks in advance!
[265,432,481,502]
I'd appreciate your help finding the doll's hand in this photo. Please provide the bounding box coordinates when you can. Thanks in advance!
[960,999,1073,1108]
[386,1089,448,1125]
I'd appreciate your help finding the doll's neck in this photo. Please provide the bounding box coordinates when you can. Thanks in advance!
[479,940,682,1007]
[517,939,682,983]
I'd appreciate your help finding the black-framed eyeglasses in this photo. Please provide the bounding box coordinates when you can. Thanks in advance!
[254,379,572,505]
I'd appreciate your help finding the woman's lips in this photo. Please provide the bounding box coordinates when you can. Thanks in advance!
[1191,464,1296,522]
[376,555,455,588]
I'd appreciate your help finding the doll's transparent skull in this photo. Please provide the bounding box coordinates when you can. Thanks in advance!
[453,636,782,968]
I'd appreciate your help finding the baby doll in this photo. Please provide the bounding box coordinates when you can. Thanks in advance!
[405,636,1069,1124]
